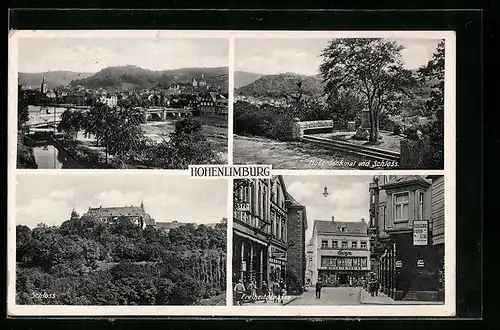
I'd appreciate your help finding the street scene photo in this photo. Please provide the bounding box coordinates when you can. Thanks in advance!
[15,173,227,305]
[232,175,445,306]
[16,34,229,169]
[233,38,445,169]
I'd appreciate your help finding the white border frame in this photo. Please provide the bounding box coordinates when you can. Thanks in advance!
[8,29,455,317]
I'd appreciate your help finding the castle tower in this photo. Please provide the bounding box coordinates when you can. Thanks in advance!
[70,206,80,220]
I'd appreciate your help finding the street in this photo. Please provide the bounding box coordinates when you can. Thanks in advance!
[287,286,362,305]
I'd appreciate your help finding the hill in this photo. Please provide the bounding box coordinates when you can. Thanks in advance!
[236,72,323,98]
[18,71,94,89]
[234,71,264,89]
[70,65,229,91]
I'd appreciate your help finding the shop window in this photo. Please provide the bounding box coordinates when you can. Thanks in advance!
[360,241,367,250]
[394,192,409,222]
[351,241,357,249]
[321,240,328,249]
[332,240,338,249]
[342,241,348,249]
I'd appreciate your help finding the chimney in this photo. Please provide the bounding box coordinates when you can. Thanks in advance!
[331,216,335,222]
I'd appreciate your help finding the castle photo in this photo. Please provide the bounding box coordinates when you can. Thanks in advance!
[15,172,228,306]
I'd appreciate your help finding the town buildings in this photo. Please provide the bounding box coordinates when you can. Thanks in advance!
[310,218,371,286]
[232,176,307,290]
[81,200,155,229]
[368,175,445,301]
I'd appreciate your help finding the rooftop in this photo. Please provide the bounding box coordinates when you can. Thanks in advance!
[313,220,368,235]
[381,175,431,189]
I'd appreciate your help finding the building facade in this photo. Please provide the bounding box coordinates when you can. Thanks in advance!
[233,176,306,290]
[305,239,315,286]
[311,218,370,286]
[368,175,444,301]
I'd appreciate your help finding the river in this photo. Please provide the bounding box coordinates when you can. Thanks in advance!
[31,137,82,169]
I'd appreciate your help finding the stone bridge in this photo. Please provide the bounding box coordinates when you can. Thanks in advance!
[143,107,197,121]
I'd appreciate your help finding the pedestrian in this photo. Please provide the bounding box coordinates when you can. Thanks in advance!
[251,280,257,300]
[369,273,378,297]
[247,280,255,302]
[315,280,323,299]
[234,279,246,306]
[279,279,286,304]
[272,280,281,303]
[261,280,269,303]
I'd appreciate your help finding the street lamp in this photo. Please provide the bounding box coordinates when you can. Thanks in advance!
[322,186,329,197]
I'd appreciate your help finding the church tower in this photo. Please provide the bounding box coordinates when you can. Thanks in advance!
[140,199,145,211]
[40,73,48,94]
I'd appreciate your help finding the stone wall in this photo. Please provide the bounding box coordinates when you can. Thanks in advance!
[291,119,335,140]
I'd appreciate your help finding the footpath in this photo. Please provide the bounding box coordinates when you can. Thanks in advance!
[360,289,443,305]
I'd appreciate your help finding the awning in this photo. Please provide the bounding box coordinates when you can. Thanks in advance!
[234,230,268,246]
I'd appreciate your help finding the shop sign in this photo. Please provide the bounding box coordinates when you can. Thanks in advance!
[242,261,247,271]
[272,251,286,259]
[337,250,353,256]
[235,202,250,212]
[395,260,403,268]
[324,266,365,270]
[417,260,425,267]
[413,220,428,246]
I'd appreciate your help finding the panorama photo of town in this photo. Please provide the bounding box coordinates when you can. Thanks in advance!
[15,173,228,306]
[16,37,229,169]
[233,38,445,169]
[232,175,445,306]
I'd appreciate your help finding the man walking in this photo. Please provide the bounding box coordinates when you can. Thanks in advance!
[315,280,323,299]
[234,279,246,306]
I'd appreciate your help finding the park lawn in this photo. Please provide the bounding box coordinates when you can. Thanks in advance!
[233,134,367,169]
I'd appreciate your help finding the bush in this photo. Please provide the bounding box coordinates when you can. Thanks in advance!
[234,101,295,141]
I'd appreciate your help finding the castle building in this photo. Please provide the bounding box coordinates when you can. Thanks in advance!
[310,218,370,286]
[83,200,155,229]
[368,175,444,301]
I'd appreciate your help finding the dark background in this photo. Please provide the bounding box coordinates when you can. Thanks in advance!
[5,5,485,329]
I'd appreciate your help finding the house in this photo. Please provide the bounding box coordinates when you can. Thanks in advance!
[368,175,444,301]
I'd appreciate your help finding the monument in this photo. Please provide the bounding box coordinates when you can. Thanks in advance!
[354,109,381,140]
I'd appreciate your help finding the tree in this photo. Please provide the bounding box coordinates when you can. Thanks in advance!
[18,86,30,129]
[166,117,221,168]
[417,40,445,168]
[58,109,87,140]
[320,38,417,143]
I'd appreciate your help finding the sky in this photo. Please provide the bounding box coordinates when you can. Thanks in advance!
[283,175,373,241]
[235,38,441,75]
[16,173,228,228]
[18,38,229,73]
